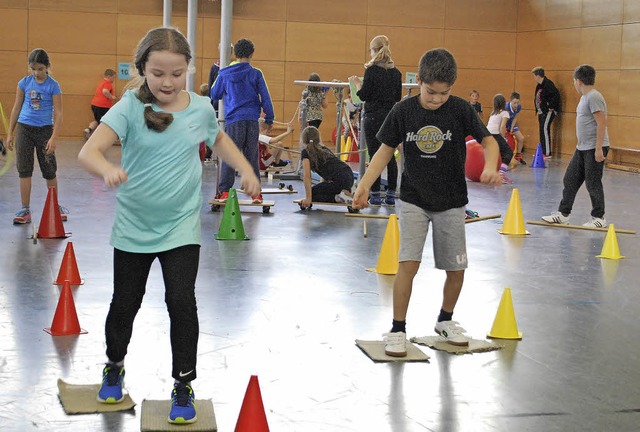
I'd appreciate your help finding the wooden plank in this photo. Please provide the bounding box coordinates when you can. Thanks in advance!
[606,163,640,174]
[526,220,636,235]
[344,213,502,223]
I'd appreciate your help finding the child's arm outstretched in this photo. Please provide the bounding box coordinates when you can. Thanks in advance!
[213,130,261,196]
[352,144,396,209]
[270,121,294,142]
[78,123,128,187]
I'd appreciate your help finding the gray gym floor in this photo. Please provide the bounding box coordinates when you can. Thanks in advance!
[1,141,638,431]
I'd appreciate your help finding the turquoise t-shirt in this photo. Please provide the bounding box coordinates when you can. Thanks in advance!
[17,75,62,126]
[101,90,219,253]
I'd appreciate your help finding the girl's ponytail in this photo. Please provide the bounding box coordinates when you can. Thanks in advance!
[137,80,173,132]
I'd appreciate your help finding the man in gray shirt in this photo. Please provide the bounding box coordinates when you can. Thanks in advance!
[541,64,610,228]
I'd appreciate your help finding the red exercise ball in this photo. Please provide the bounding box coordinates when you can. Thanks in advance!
[465,139,485,182]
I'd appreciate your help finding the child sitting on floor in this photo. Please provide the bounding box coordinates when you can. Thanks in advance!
[299,126,353,208]
[259,120,294,170]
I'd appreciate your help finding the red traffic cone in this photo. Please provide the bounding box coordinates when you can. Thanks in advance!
[55,242,83,285]
[38,186,68,239]
[235,375,269,432]
[44,280,87,336]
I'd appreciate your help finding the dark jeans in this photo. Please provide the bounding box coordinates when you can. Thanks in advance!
[106,245,200,382]
[558,147,609,218]
[364,111,397,194]
[312,168,354,202]
[492,134,514,165]
[219,120,260,192]
[538,111,556,156]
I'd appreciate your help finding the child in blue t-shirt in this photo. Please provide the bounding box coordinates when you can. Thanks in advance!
[78,27,260,425]
[506,92,526,164]
[6,48,66,224]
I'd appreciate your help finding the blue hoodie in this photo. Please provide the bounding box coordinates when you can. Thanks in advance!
[210,61,274,126]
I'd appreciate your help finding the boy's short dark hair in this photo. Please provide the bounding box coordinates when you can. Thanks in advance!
[418,48,457,85]
[531,66,545,77]
[104,69,116,77]
[573,64,596,86]
[510,92,520,100]
[234,39,255,59]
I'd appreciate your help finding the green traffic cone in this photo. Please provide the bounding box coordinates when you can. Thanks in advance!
[215,188,249,240]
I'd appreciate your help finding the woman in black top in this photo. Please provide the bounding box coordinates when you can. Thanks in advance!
[350,35,402,205]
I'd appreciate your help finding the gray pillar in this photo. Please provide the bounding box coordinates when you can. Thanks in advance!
[186,0,197,92]
[163,0,172,27]
[218,0,233,128]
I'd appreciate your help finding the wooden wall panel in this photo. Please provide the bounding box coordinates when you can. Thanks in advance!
[513,71,536,101]
[579,26,622,70]
[287,0,367,24]
[0,51,29,94]
[365,27,445,70]
[621,23,640,69]
[285,23,366,64]
[623,0,640,23]
[454,69,516,113]
[617,70,640,116]
[562,77,581,113]
[517,0,545,32]
[581,0,623,26]
[251,60,286,102]
[231,20,286,62]
[367,0,445,28]
[0,0,27,7]
[29,10,117,55]
[595,71,621,116]
[0,9,27,51]
[445,30,517,70]
[232,0,286,21]
[116,14,163,57]
[614,116,640,151]
[52,53,118,96]
[201,18,222,59]
[118,0,186,16]
[445,0,518,32]
[555,113,574,154]
[545,0,582,29]
[517,29,581,71]
[29,0,116,13]
[60,94,93,138]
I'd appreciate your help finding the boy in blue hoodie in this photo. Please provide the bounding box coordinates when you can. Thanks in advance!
[211,38,275,203]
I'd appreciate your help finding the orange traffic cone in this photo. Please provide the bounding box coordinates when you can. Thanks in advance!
[44,280,87,336]
[38,186,68,239]
[235,375,269,432]
[55,242,83,285]
[368,214,400,275]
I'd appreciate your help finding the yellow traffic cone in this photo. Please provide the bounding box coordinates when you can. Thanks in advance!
[498,188,529,235]
[340,135,347,161]
[368,214,399,275]
[597,224,624,260]
[487,288,522,340]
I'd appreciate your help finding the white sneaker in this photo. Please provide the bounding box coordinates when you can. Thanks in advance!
[335,190,353,204]
[541,211,569,225]
[434,320,470,346]
[383,332,407,357]
[583,217,607,228]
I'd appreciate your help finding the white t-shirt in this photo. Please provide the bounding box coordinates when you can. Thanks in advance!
[486,110,510,135]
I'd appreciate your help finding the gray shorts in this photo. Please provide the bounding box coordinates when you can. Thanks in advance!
[398,200,468,270]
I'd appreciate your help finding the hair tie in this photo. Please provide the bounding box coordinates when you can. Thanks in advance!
[144,103,152,108]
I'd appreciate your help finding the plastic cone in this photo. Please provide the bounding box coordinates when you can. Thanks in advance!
[597,224,625,259]
[54,242,83,285]
[373,214,400,275]
[487,288,522,340]
[38,186,68,238]
[531,143,546,168]
[44,280,87,336]
[215,189,249,240]
[347,136,359,163]
[235,375,269,432]
[340,135,347,161]
[499,188,529,235]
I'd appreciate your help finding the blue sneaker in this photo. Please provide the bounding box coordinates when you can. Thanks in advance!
[369,193,382,206]
[384,189,396,206]
[97,364,125,403]
[168,382,197,424]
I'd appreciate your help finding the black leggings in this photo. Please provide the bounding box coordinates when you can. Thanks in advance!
[106,245,200,382]
[312,169,354,203]
[492,134,514,165]
[364,111,397,193]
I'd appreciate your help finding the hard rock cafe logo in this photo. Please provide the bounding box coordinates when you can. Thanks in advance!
[406,126,452,154]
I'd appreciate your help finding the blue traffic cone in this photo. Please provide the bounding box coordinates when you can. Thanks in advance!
[531,143,546,168]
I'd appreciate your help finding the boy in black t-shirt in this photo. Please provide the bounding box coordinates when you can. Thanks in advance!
[353,48,502,356]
